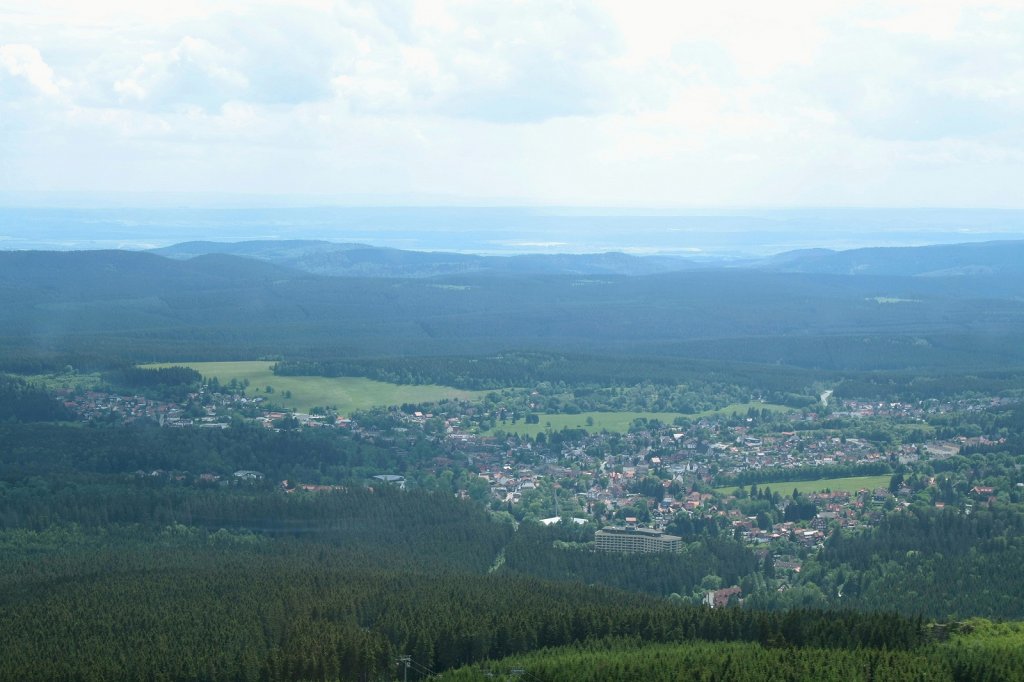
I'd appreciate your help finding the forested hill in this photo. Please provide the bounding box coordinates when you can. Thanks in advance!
[0,249,304,293]
[150,237,1024,280]
[759,239,1024,277]
[151,239,698,277]
[4,248,1024,369]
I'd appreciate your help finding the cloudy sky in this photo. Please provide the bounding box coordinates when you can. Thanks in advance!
[1,0,1022,207]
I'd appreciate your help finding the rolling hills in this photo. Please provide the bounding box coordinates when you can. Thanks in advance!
[3,241,1024,370]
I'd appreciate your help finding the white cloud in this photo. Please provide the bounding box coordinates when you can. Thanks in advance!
[857,3,963,41]
[325,0,622,122]
[113,36,247,109]
[0,1,1023,206]
[0,44,61,96]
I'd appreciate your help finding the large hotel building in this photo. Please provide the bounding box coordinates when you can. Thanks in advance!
[594,526,683,553]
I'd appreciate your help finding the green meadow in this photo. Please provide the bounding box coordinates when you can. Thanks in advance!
[496,411,686,436]
[497,402,791,436]
[714,474,892,497]
[22,370,105,393]
[143,361,487,414]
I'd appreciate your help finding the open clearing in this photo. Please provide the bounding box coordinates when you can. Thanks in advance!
[143,361,487,414]
[497,402,792,436]
[497,411,685,436]
[23,371,105,392]
[714,474,892,497]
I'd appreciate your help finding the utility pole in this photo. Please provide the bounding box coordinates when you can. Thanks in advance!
[397,656,411,682]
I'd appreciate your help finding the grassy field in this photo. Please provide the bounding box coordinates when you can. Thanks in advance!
[496,402,792,436]
[143,361,487,414]
[497,411,684,436]
[714,474,892,497]
[22,371,104,392]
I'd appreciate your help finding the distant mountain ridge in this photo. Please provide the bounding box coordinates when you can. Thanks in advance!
[756,239,1024,277]
[5,244,1024,369]
[149,238,1024,279]
[150,240,700,277]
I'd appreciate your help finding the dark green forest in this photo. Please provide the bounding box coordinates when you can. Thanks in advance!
[4,250,1024,371]
[0,374,72,422]
[794,506,1024,619]
[0,420,428,484]
[503,522,758,598]
[5,244,1024,680]
[0,399,971,680]
[439,629,1024,682]
[2,403,1024,679]
[1,476,927,681]
[271,353,820,393]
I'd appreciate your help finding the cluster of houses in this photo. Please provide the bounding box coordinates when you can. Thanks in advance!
[59,387,268,427]
[364,399,1012,541]
[60,381,1014,547]
[704,432,885,481]
[60,390,178,423]
[833,396,1014,420]
[59,385,364,432]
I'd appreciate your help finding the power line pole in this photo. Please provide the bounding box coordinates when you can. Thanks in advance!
[397,655,411,682]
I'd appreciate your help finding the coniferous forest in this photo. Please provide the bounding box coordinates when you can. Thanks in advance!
[7,0,1024,675]
[4,243,1024,680]
[2,371,1024,681]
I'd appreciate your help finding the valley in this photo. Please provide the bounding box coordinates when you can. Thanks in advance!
[4,238,1024,680]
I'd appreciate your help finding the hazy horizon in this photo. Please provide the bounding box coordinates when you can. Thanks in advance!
[4,2,1022,255]
[3,205,1024,258]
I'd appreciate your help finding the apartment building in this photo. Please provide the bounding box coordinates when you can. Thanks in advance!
[594,525,682,553]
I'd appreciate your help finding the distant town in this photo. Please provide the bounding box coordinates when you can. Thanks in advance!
[59,381,1015,567]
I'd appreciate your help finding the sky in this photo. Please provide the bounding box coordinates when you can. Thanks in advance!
[1,0,1023,208]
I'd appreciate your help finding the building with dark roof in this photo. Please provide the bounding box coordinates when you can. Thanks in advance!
[594,525,682,553]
